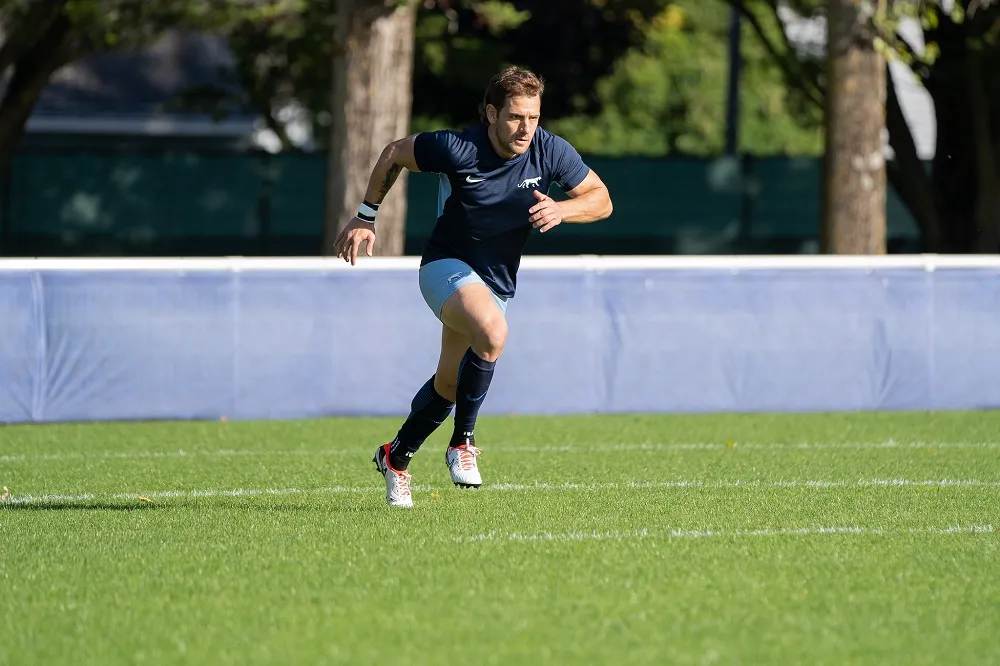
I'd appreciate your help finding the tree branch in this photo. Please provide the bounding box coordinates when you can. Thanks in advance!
[764,0,825,96]
[0,12,76,170]
[880,29,932,81]
[892,30,919,62]
[0,0,68,76]
[728,0,824,108]
[262,106,298,151]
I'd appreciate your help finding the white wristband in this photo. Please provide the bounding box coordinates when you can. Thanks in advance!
[357,201,378,223]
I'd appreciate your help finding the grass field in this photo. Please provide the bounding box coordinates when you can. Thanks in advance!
[2,411,999,665]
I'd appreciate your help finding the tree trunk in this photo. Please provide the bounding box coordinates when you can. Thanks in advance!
[0,13,75,173]
[966,50,1000,253]
[925,17,977,253]
[322,0,416,257]
[884,64,941,251]
[821,0,887,254]
[920,11,1000,253]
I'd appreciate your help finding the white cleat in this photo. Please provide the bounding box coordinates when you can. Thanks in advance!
[446,441,483,488]
[373,443,413,508]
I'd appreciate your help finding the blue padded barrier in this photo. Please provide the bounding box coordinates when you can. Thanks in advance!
[1,256,998,423]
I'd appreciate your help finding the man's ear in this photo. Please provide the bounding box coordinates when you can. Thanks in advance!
[487,104,498,123]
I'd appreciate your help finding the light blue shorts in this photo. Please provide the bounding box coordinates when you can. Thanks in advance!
[418,258,508,321]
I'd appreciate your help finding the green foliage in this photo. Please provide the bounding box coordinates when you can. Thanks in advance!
[57,0,290,52]
[215,0,528,149]
[0,0,305,77]
[411,1,673,125]
[874,0,1000,78]
[219,0,337,146]
[545,0,823,156]
[11,0,818,158]
[466,0,531,33]
[413,2,525,97]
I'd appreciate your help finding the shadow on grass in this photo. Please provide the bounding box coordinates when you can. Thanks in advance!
[2,502,166,512]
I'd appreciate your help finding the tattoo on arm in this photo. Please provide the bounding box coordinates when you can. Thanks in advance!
[377,163,404,200]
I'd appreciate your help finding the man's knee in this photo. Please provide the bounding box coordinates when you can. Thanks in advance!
[441,283,508,362]
[471,315,507,362]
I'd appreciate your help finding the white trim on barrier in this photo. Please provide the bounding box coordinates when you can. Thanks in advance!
[2,254,1000,272]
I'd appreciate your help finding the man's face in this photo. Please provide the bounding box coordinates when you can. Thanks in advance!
[489,95,541,157]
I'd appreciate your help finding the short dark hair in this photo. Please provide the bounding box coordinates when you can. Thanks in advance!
[478,66,545,123]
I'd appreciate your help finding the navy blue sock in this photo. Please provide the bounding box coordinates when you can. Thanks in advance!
[451,348,496,445]
[389,375,454,470]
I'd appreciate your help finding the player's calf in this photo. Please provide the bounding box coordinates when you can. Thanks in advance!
[390,375,454,470]
[451,348,495,446]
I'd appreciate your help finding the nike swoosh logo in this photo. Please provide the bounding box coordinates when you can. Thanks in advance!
[466,176,485,183]
[467,391,488,402]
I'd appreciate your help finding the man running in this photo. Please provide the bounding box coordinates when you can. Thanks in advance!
[334,65,613,507]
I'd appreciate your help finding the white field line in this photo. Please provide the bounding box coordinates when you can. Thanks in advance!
[3,440,1000,464]
[488,478,1000,491]
[503,440,1000,453]
[0,449,359,463]
[1,485,391,506]
[4,477,1000,506]
[456,524,998,543]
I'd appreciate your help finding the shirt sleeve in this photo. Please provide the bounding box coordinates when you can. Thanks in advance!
[549,135,591,191]
[413,130,463,174]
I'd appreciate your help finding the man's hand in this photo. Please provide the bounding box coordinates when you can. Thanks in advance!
[334,217,376,265]
[528,189,564,233]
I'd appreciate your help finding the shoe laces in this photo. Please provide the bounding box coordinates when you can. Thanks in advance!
[392,468,412,498]
[453,443,482,471]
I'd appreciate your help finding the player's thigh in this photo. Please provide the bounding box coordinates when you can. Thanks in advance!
[439,283,508,357]
[418,258,508,357]
[433,324,471,402]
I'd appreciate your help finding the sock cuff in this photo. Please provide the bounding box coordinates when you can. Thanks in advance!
[430,376,457,406]
[429,375,456,407]
[430,385,456,408]
[464,348,497,371]
[412,376,455,411]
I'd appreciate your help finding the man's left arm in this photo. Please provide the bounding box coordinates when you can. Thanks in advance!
[530,169,613,232]
[560,169,614,223]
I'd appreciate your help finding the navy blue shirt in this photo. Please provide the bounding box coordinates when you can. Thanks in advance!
[412,123,591,299]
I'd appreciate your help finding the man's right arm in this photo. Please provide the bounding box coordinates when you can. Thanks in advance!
[335,130,454,263]
[360,129,460,207]
[361,134,422,208]
[334,135,420,264]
